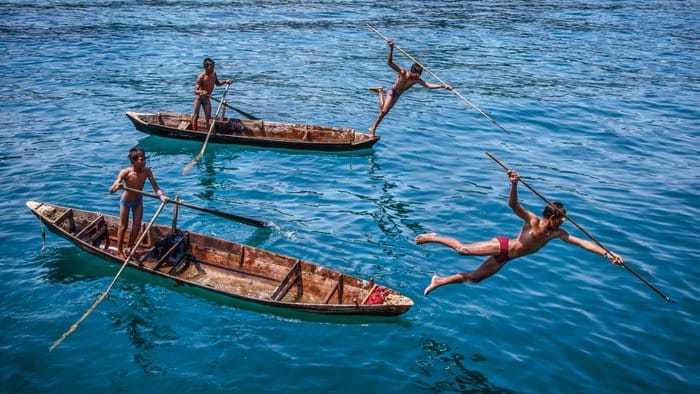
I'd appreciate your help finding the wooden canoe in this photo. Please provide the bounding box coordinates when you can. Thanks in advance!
[26,201,412,316]
[125,112,380,151]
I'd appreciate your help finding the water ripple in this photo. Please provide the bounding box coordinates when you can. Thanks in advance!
[1,1,699,393]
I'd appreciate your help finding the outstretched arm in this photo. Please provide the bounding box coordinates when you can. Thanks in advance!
[386,40,402,73]
[507,170,536,223]
[417,79,452,90]
[560,232,624,265]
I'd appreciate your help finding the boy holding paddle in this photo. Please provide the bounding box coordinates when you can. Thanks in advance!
[109,148,169,257]
[417,169,624,295]
[368,40,452,136]
[192,57,232,131]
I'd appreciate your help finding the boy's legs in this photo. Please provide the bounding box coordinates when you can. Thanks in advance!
[424,256,507,295]
[127,203,144,251]
[116,204,130,256]
[416,233,501,256]
[370,87,385,108]
[203,100,212,129]
[368,90,399,136]
[192,98,202,131]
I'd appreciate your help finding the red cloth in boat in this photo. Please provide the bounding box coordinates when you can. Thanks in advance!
[366,286,387,305]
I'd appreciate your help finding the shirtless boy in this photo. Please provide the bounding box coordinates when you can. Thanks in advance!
[192,57,232,131]
[368,40,452,136]
[417,169,624,295]
[109,148,168,257]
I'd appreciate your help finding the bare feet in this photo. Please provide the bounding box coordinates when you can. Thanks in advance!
[369,87,383,94]
[416,233,437,244]
[424,275,442,296]
[368,127,376,137]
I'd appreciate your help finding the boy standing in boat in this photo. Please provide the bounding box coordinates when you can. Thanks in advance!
[368,40,452,137]
[109,148,168,257]
[417,169,624,295]
[192,57,232,131]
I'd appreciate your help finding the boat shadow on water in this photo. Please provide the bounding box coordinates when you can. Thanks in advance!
[135,135,376,159]
[37,245,412,327]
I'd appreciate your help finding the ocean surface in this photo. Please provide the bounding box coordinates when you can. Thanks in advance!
[1,1,698,392]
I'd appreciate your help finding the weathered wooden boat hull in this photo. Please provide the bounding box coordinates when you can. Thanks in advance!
[26,201,412,316]
[126,112,380,151]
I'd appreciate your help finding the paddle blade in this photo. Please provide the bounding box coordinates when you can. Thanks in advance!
[182,202,267,227]
[233,107,259,121]
[182,163,194,176]
[182,154,201,176]
[208,209,270,228]
[211,96,259,120]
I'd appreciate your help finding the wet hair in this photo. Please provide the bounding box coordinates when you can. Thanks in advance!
[129,147,145,163]
[543,202,566,219]
[410,63,423,74]
[203,57,215,66]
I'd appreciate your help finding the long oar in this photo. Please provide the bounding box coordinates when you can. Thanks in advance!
[485,151,672,303]
[122,186,270,228]
[210,96,259,120]
[366,23,509,134]
[183,83,232,175]
[49,200,168,352]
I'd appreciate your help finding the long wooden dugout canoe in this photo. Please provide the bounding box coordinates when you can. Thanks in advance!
[26,201,412,316]
[125,112,380,151]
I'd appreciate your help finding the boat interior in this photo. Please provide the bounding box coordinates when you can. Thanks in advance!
[138,112,374,144]
[34,203,380,307]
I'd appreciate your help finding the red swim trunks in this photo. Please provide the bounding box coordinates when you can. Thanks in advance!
[494,237,510,263]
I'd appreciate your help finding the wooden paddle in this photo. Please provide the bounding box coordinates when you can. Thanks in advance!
[366,23,509,134]
[183,83,232,175]
[122,185,271,228]
[210,96,259,120]
[485,151,673,303]
[49,199,169,352]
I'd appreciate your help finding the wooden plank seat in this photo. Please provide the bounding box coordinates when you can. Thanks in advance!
[271,260,302,301]
[361,279,377,305]
[53,208,73,225]
[152,235,187,271]
[88,225,108,248]
[177,120,190,130]
[75,215,104,240]
[238,246,245,267]
[53,208,76,234]
[167,253,191,275]
[323,274,344,304]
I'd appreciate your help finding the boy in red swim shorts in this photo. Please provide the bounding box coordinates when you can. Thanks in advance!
[417,169,624,295]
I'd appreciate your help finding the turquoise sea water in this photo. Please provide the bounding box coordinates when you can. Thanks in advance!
[1,1,698,392]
